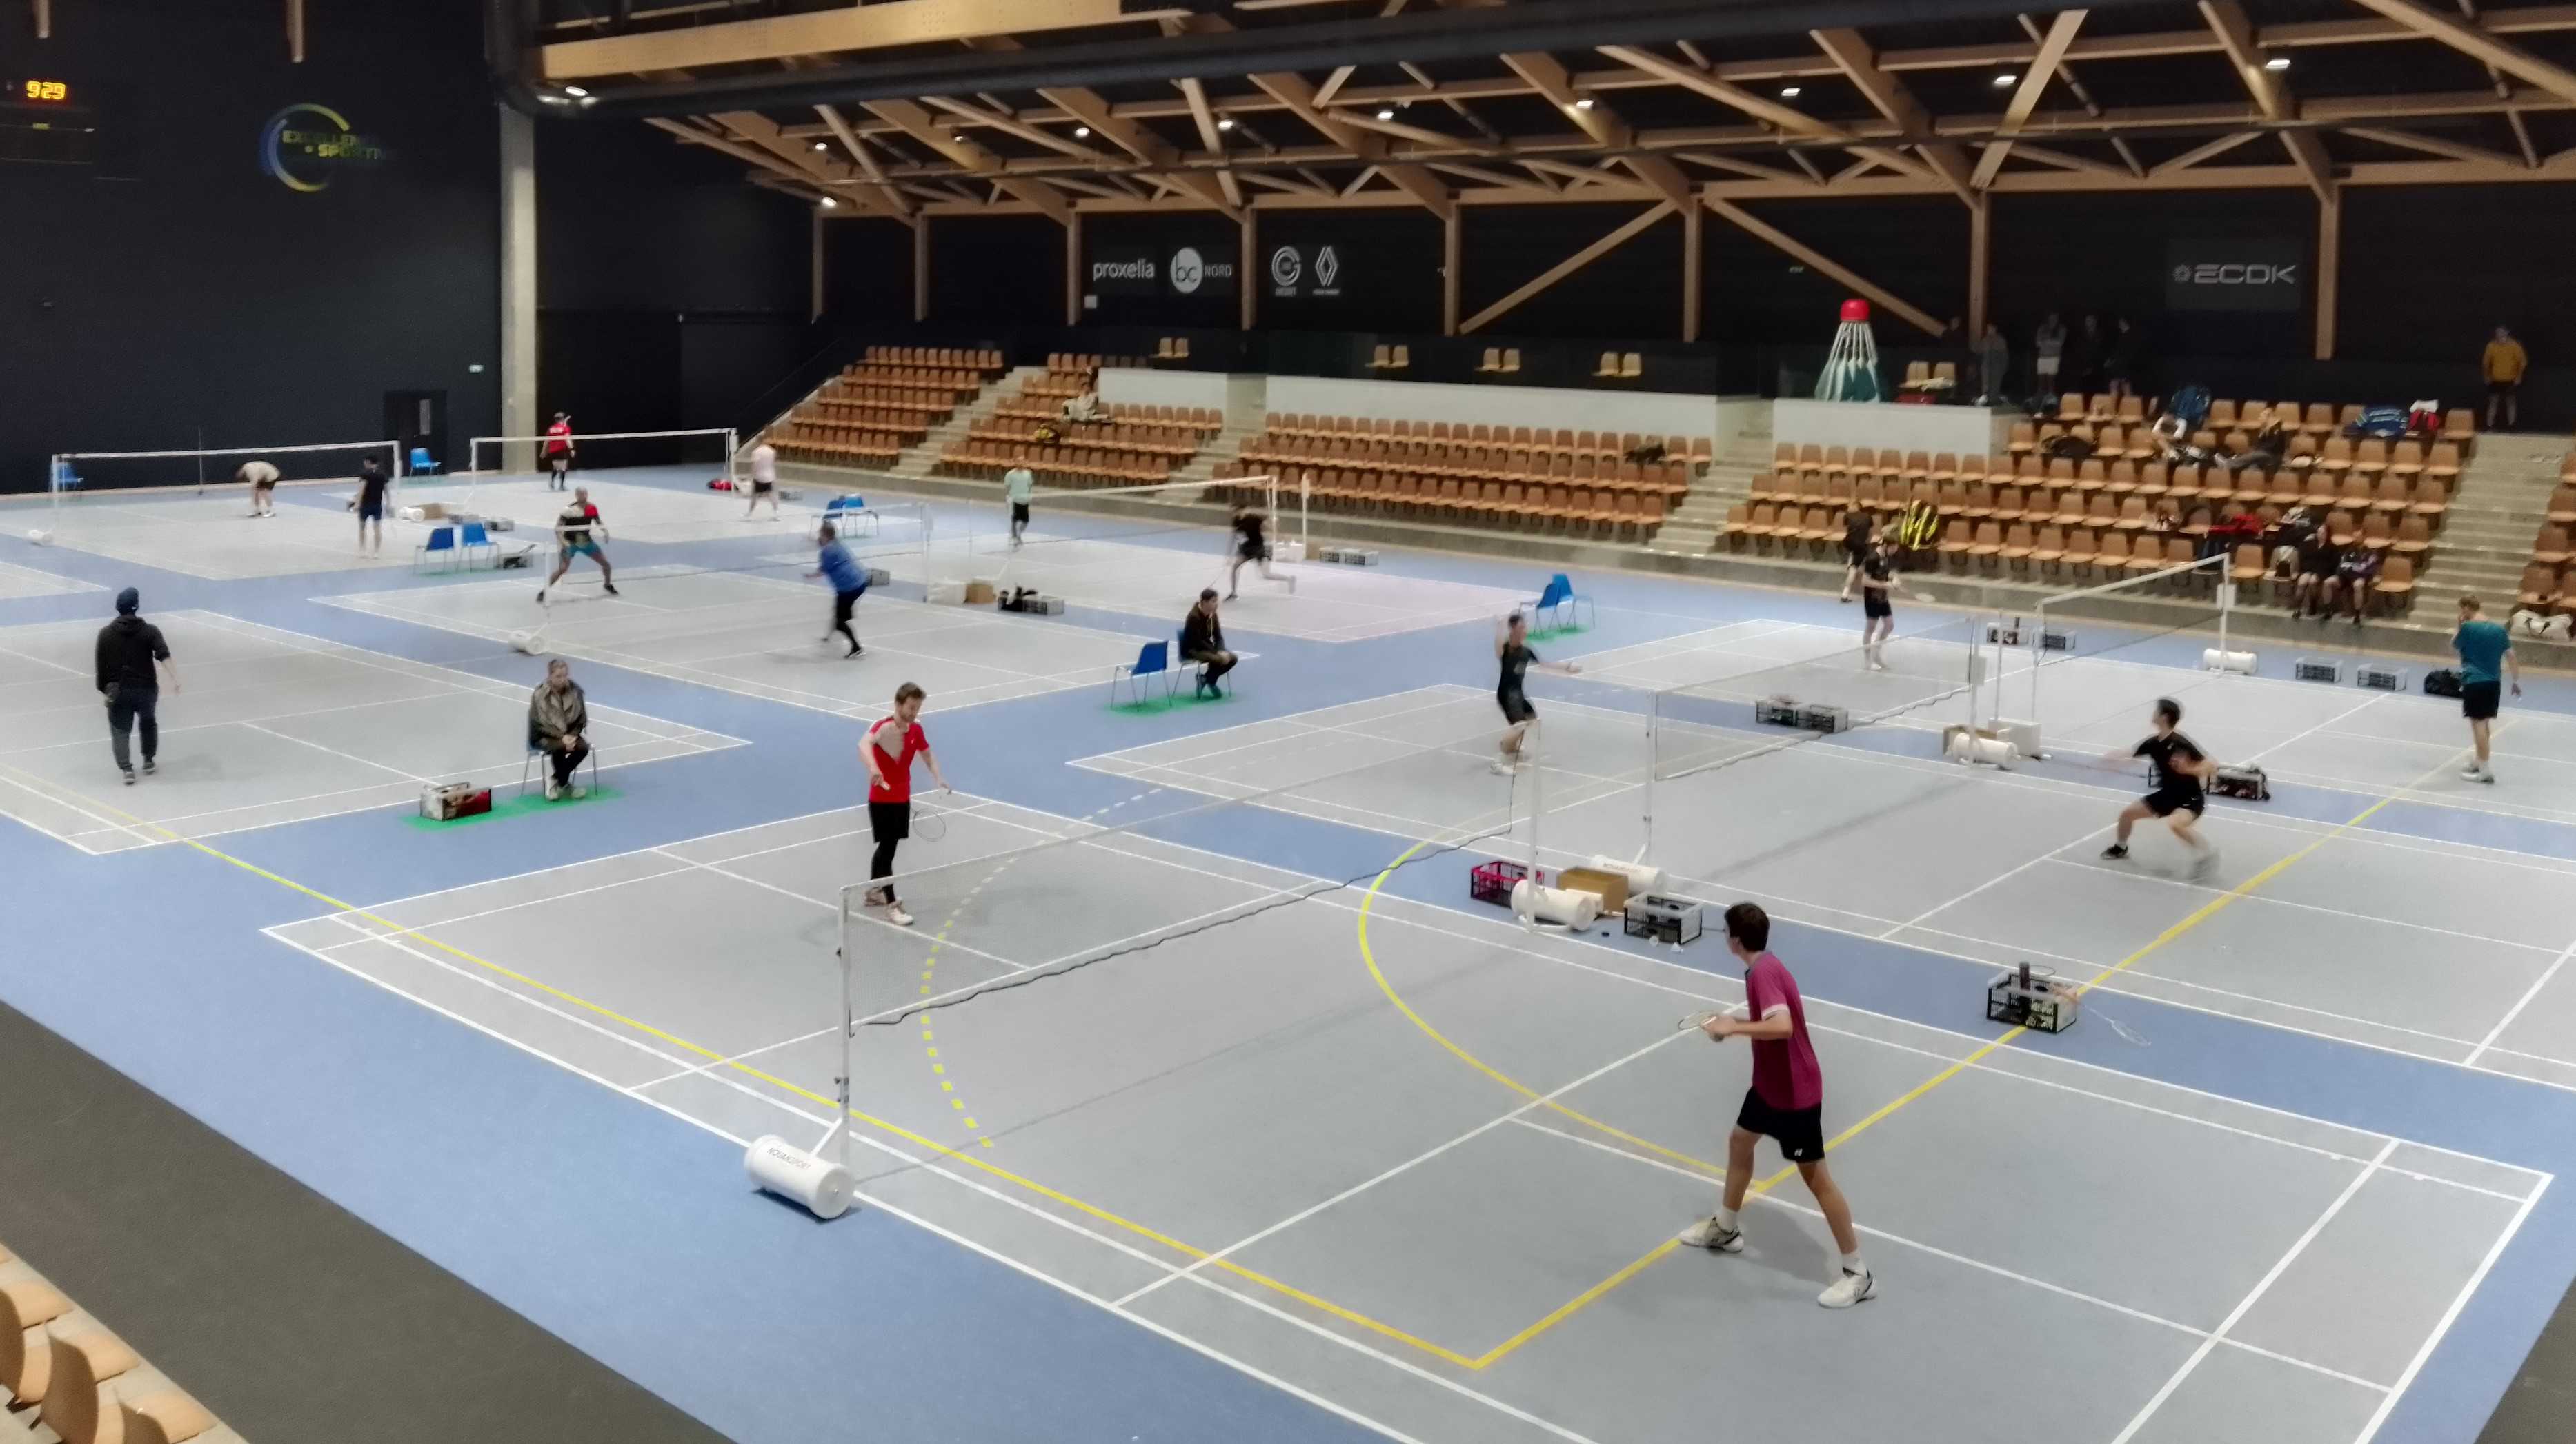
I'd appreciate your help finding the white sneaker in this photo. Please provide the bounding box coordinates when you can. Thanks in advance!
[566,786,587,800]
[544,776,561,800]
[884,902,915,927]
[1489,758,1517,776]
[1678,1216,1745,1252]
[2189,847,2220,882]
[1818,1269,1876,1309]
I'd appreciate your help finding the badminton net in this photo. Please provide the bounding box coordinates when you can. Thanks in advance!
[466,428,740,486]
[1646,613,1996,785]
[46,439,402,500]
[917,474,1289,595]
[2012,551,2234,753]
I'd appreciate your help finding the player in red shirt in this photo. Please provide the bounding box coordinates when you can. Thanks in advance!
[544,413,575,491]
[1679,902,1876,1309]
[862,682,950,928]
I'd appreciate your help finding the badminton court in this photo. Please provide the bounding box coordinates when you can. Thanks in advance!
[0,610,742,853]
[259,788,2547,1444]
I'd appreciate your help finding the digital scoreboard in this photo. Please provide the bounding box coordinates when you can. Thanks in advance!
[1,76,115,170]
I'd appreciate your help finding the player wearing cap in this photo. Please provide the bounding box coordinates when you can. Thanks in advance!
[95,586,180,785]
[1679,902,1876,1309]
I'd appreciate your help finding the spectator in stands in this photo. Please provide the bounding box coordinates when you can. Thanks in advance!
[2068,314,2105,395]
[2483,326,2528,430]
[1062,370,1107,426]
[2103,316,2140,399]
[1180,589,1236,698]
[2291,526,2341,620]
[96,586,178,786]
[2328,544,2380,624]
[2032,313,2067,397]
[1977,322,2010,405]
[527,657,590,802]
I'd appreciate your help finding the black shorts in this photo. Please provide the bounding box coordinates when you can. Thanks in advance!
[1498,691,1536,726]
[1737,1088,1825,1163]
[1238,541,1266,562]
[2143,786,2206,819]
[1844,542,1870,568]
[547,454,571,471]
[1863,594,1892,621]
[357,502,382,522]
[752,479,775,495]
[2488,379,2521,398]
[1011,502,1031,524]
[868,798,910,843]
[2463,681,2502,721]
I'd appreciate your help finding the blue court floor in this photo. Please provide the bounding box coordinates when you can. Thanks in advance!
[3,473,2574,1444]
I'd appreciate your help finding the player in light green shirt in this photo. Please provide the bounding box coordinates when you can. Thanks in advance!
[1004,464,1035,549]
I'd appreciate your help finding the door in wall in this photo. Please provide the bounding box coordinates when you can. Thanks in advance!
[384,391,448,474]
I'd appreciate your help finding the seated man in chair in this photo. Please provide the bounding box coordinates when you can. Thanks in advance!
[528,657,591,800]
[1180,589,1236,698]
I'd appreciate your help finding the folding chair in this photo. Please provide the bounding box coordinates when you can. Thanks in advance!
[413,525,458,573]
[520,722,602,798]
[1110,641,1177,706]
[1527,573,1595,631]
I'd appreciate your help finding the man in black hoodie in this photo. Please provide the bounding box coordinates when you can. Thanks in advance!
[95,587,179,785]
[1180,589,1235,698]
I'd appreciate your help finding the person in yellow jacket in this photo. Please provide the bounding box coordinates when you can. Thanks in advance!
[2483,326,2529,430]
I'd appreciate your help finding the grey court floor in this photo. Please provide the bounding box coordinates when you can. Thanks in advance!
[1076,666,2576,1094]
[418,476,841,546]
[260,791,2549,1444]
[8,490,433,580]
[0,610,740,853]
[853,524,1537,642]
[0,557,105,601]
[321,567,1156,720]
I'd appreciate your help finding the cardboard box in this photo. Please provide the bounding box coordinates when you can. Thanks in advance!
[963,580,998,605]
[1556,866,1629,915]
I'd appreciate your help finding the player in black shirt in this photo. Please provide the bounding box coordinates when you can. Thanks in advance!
[1491,611,1581,775]
[536,486,618,603]
[1858,538,1901,671]
[353,457,393,557]
[1837,509,1874,602]
[95,586,180,784]
[1225,505,1292,600]
[2101,696,2219,880]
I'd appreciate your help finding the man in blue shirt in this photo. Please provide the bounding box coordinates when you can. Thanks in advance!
[2454,594,2521,784]
[807,522,869,659]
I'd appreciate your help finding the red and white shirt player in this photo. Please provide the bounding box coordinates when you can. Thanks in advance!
[861,686,949,929]
[543,415,574,487]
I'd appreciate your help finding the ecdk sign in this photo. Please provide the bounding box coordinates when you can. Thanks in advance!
[2164,239,2303,313]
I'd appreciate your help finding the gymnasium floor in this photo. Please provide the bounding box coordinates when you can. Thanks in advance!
[3,470,2575,1444]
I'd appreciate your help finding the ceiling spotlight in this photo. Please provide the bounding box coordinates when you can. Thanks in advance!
[812,141,829,151]
[819,197,838,209]
[562,85,589,98]
[1994,72,2019,88]
[2264,55,2292,71]
[1073,125,1091,138]
[1376,107,1396,121]
[1217,116,1236,131]
[1779,86,1802,99]
[1574,96,1596,111]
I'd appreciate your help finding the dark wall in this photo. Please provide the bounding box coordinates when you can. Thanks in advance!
[823,219,916,326]
[927,215,1063,328]
[1256,210,1443,334]
[1991,189,2314,373]
[1080,213,1239,330]
[0,0,500,489]
[535,119,814,439]
[1464,203,1683,342]
[1703,197,1970,349]
[2341,185,2576,365]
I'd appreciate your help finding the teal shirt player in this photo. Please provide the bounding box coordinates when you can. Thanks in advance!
[2455,618,2511,685]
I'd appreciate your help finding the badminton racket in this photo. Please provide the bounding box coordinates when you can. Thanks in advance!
[1676,1007,1749,1033]
[910,801,949,842]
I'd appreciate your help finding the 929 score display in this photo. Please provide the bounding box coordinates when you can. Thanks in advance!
[16,79,72,103]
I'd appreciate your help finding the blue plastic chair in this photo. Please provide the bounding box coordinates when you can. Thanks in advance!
[1529,573,1594,631]
[815,493,878,540]
[415,525,457,573]
[459,521,495,568]
[408,447,439,476]
[1110,641,1175,706]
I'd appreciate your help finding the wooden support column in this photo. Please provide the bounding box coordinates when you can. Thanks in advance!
[1443,208,1462,337]
[35,0,51,40]
[1968,193,1992,339]
[1240,210,1256,331]
[287,0,305,62]
[1461,201,1675,335]
[810,210,826,323]
[1064,210,1082,327]
[2315,186,2341,361]
[1703,197,1945,337]
[1681,201,1703,344]
[913,217,930,324]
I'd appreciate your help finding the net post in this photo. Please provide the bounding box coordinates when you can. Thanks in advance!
[2214,560,2234,671]
[1299,471,1310,554]
[726,428,742,487]
[1525,726,1544,934]
[823,884,857,1167]
[1640,687,1659,867]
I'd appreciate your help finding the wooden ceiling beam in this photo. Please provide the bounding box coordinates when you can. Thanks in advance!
[814,103,910,217]
[1701,195,1942,335]
[2199,0,2334,199]
[542,0,1183,80]
[1812,26,1974,205]
[1246,68,1451,218]
[2348,0,2576,108]
[1173,77,1245,208]
[1038,85,1238,217]
[1971,11,2087,189]
[2341,123,2521,167]
[2150,130,2261,175]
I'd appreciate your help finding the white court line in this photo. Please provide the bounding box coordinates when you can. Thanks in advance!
[1880,813,2105,940]
[2238,691,2394,766]
[2030,855,2573,956]
[0,640,90,677]
[236,720,437,786]
[2351,1175,2551,1444]
[1113,1025,1700,1309]
[258,924,1501,1444]
[1509,1116,2397,1396]
[2468,933,2576,1067]
[2107,1140,2398,1444]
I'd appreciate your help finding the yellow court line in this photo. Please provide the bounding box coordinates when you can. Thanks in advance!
[8,761,1482,1372]
[1358,739,2490,1372]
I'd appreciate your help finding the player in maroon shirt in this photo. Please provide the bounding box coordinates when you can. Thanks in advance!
[1679,902,1876,1308]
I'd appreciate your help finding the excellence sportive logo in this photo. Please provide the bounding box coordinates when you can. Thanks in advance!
[261,103,388,192]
